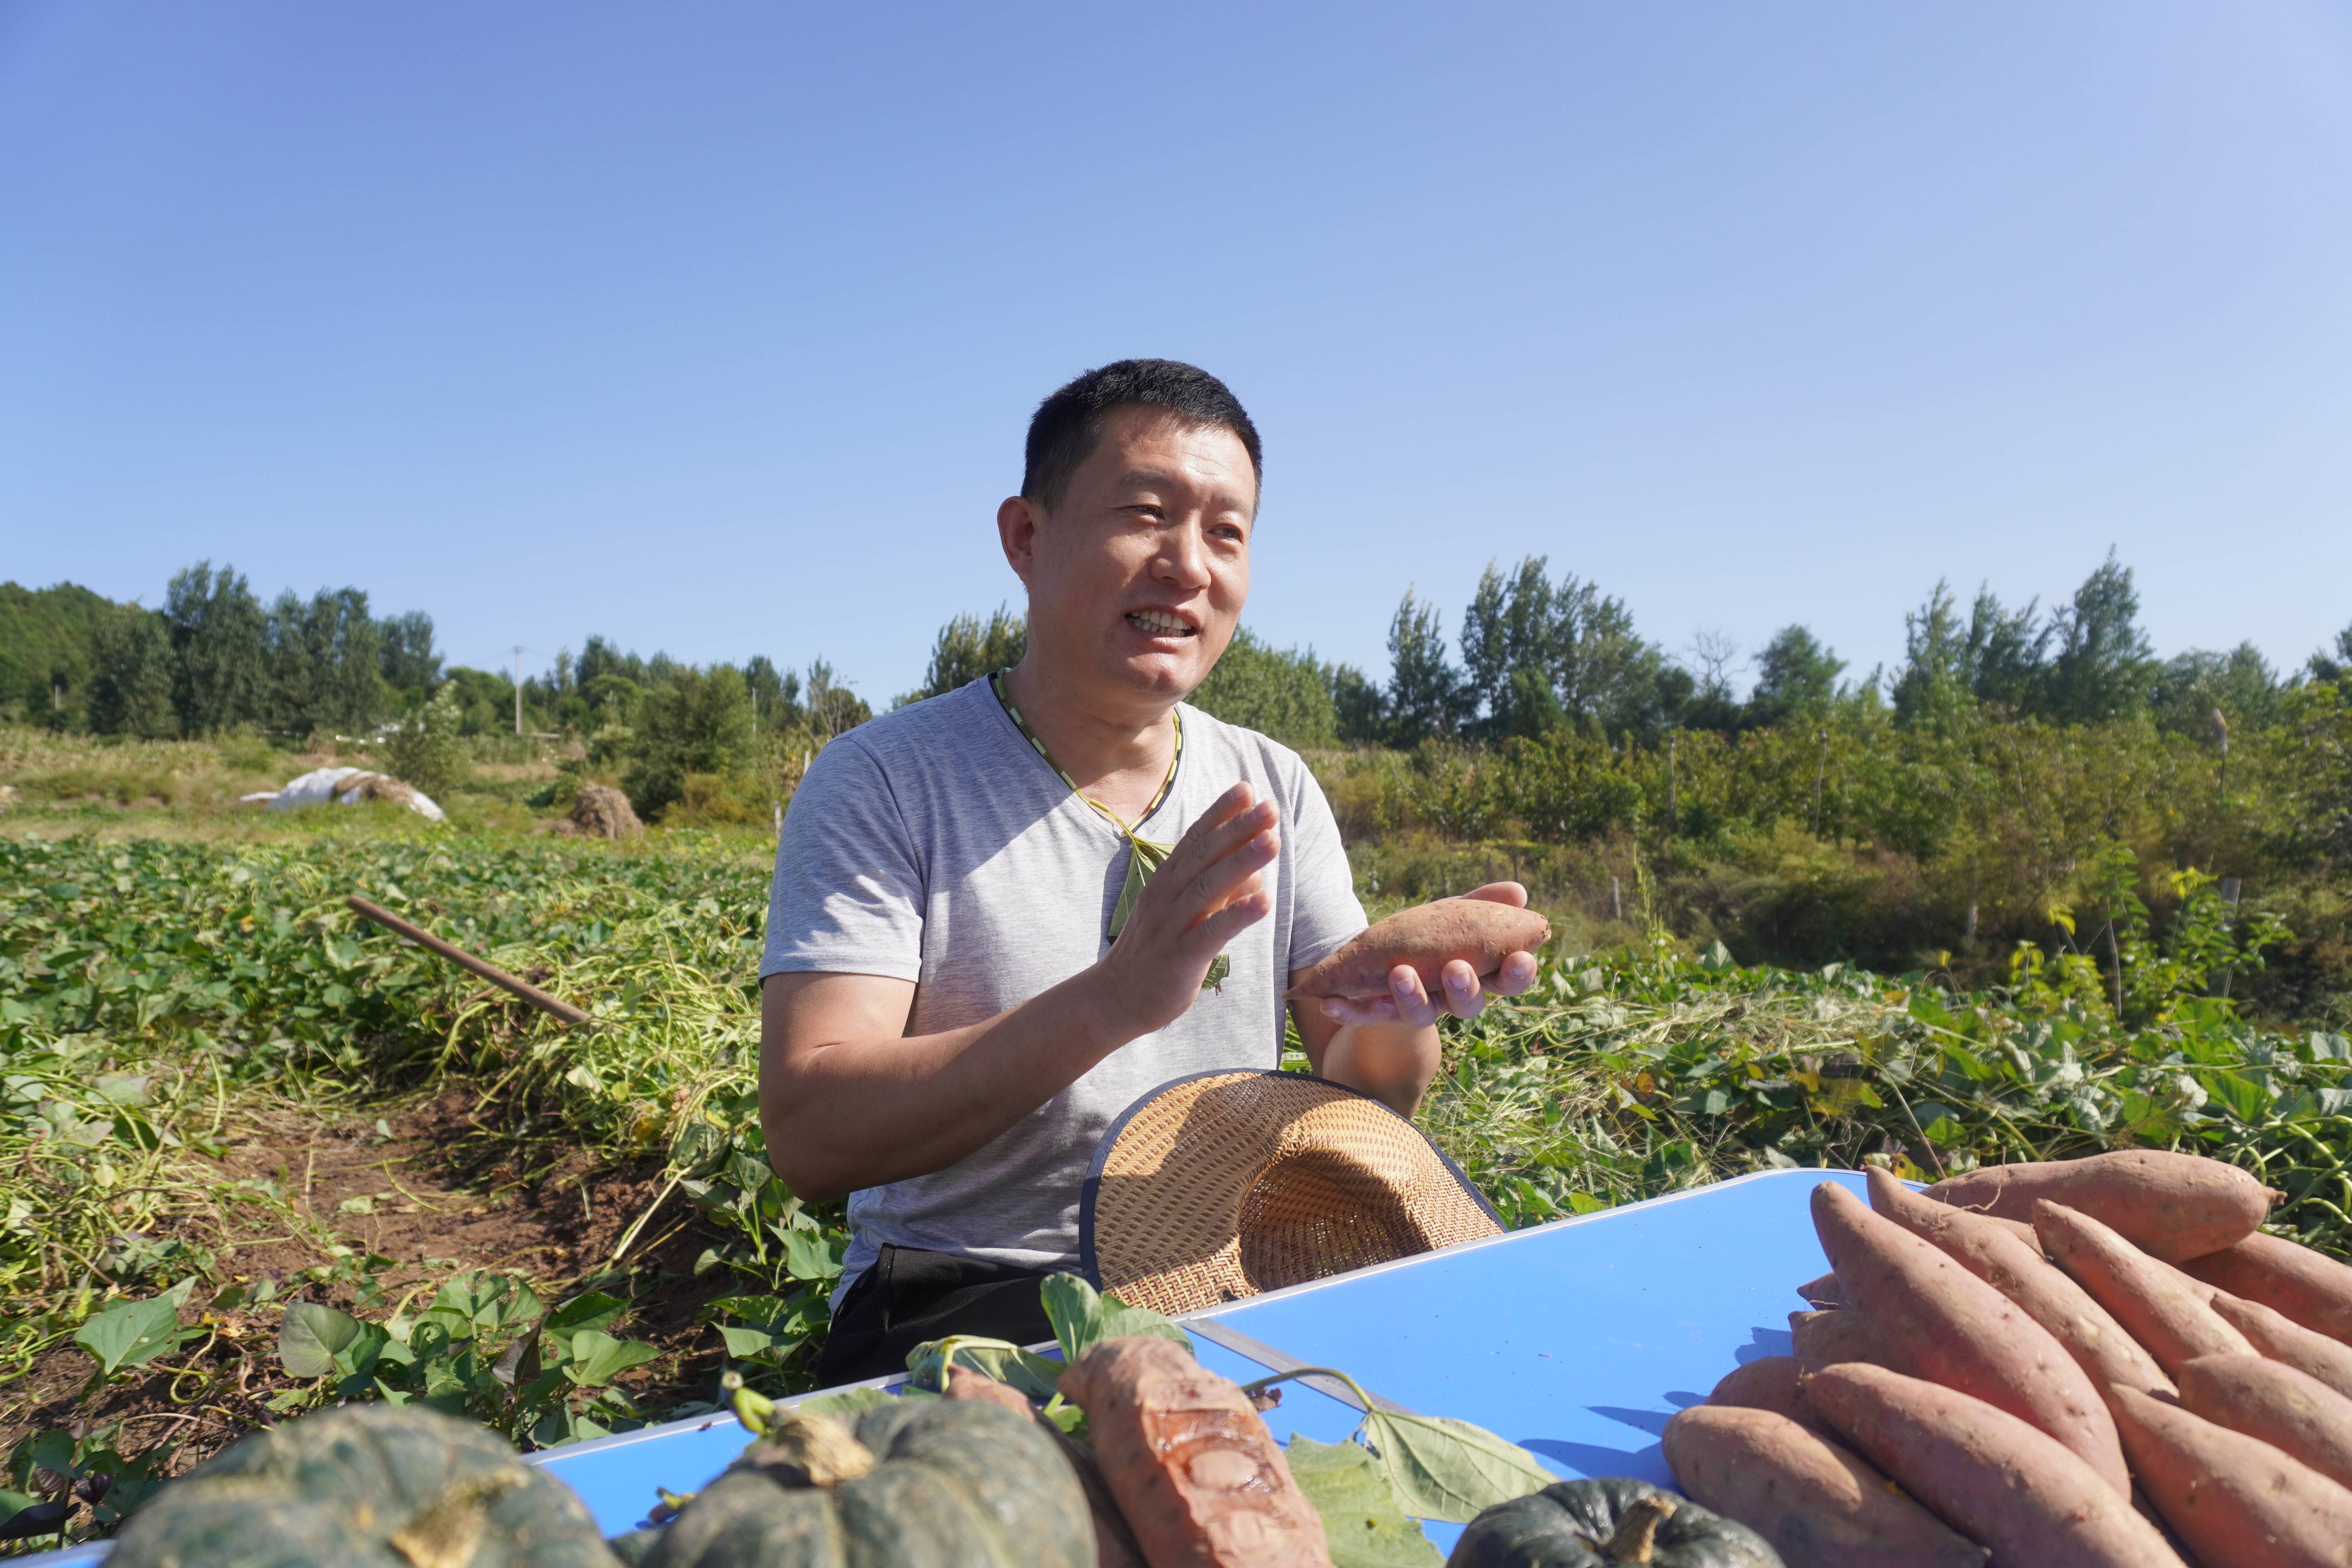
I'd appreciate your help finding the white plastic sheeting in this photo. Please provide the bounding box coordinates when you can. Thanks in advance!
[242,766,446,822]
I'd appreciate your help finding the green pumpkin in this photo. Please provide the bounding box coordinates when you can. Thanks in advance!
[1446,1477,1784,1568]
[107,1403,618,1568]
[642,1396,1092,1568]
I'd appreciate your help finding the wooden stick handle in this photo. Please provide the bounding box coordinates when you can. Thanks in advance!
[346,895,591,1026]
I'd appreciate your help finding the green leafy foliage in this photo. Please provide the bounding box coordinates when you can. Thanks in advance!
[1039,1272,1193,1365]
[1283,1435,1444,1568]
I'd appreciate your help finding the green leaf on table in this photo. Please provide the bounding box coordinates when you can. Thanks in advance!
[1357,1408,1553,1524]
[563,1330,661,1387]
[76,1295,187,1376]
[795,1385,927,1423]
[1285,1434,1444,1568]
[904,1334,1063,1399]
[1040,1272,1190,1366]
[277,1301,364,1379]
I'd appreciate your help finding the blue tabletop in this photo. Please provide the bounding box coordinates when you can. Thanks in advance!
[545,1166,1857,1535]
[20,1167,1858,1563]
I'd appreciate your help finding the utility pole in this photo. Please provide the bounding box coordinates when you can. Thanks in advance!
[1665,731,1678,839]
[2210,707,2229,806]
[512,647,524,737]
[1811,728,1828,836]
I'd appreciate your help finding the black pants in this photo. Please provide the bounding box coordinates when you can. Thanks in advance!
[811,1245,1061,1387]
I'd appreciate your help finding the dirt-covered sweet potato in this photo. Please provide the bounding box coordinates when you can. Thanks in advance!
[2211,1291,2352,1399]
[1057,1336,1327,1568]
[1708,1356,1835,1438]
[1924,1151,2276,1262]
[1802,1363,2184,1567]
[1811,1183,2128,1496]
[2177,1353,2352,1491]
[2032,1199,2254,1375]
[1864,1167,2173,1402]
[2181,1230,2352,1344]
[2109,1383,2352,1568]
[1789,1309,1892,1372]
[1796,1271,1846,1307]
[1662,1403,1988,1568]
[1282,898,1550,1000]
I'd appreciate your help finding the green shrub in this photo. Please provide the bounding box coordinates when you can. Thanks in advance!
[382,681,467,803]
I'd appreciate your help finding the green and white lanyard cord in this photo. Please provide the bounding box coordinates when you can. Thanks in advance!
[990,671,1229,992]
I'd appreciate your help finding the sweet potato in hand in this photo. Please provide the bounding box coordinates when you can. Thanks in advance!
[1282,898,1549,1000]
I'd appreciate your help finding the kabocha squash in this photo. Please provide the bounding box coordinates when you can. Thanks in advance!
[642,1395,1093,1568]
[1445,1478,1783,1568]
[107,1403,617,1568]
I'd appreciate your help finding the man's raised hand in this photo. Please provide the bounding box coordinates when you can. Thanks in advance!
[1091,782,1278,1036]
[1317,881,1541,1029]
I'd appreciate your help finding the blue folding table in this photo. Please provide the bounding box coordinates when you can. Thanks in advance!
[22,1167,1857,1564]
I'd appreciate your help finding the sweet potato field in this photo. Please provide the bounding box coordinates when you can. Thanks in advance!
[2,814,2349,1552]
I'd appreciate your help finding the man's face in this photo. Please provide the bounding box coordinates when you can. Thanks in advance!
[1003,406,1255,706]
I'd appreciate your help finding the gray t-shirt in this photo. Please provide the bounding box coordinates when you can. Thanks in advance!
[760,675,1367,1296]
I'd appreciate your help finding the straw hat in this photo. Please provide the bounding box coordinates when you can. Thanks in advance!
[1079,1069,1505,1316]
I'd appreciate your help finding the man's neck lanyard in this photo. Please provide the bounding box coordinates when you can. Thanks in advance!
[990,672,1229,992]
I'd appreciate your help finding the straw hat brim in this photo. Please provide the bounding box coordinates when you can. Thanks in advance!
[1079,1069,1504,1317]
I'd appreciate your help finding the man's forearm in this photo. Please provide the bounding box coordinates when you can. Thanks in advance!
[1316,1020,1442,1117]
[759,970,1137,1201]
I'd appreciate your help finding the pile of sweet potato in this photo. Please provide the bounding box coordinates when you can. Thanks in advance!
[1663,1150,2352,1568]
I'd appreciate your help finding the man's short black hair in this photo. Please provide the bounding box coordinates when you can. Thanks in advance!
[1021,359,1262,512]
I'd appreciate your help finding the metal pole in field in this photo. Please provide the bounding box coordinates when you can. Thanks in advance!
[1666,731,1677,839]
[1811,728,1828,836]
[512,647,524,736]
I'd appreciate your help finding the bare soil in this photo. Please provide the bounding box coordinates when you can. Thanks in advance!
[0,1090,740,1477]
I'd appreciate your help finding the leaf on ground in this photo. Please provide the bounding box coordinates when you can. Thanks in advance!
[1358,1409,1553,1524]
[277,1301,364,1379]
[546,1290,629,1336]
[76,1296,185,1376]
[1285,1434,1443,1568]
[564,1330,662,1386]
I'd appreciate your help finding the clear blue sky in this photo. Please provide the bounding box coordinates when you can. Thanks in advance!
[4,2,2347,702]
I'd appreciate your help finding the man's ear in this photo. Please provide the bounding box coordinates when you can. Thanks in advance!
[997,495,1042,584]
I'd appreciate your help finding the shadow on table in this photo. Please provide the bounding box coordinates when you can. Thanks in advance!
[1521,1436,1673,1487]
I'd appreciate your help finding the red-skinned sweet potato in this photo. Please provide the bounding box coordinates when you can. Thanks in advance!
[1802,1363,2183,1566]
[2177,1353,2352,1491]
[1662,1403,1988,1568]
[2181,1230,2352,1344]
[1864,1167,2173,1402]
[2033,1199,2253,1375]
[1811,1183,2128,1495]
[2109,1383,2352,1568]
[1707,1357,1834,1438]
[2211,1291,2352,1400]
[1057,1337,1327,1568]
[1282,898,1550,999]
[1789,1310,1892,1373]
[1795,1270,1846,1307]
[1924,1151,2276,1262]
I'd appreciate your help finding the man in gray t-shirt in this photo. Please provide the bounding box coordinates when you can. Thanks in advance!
[760,359,1540,1383]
